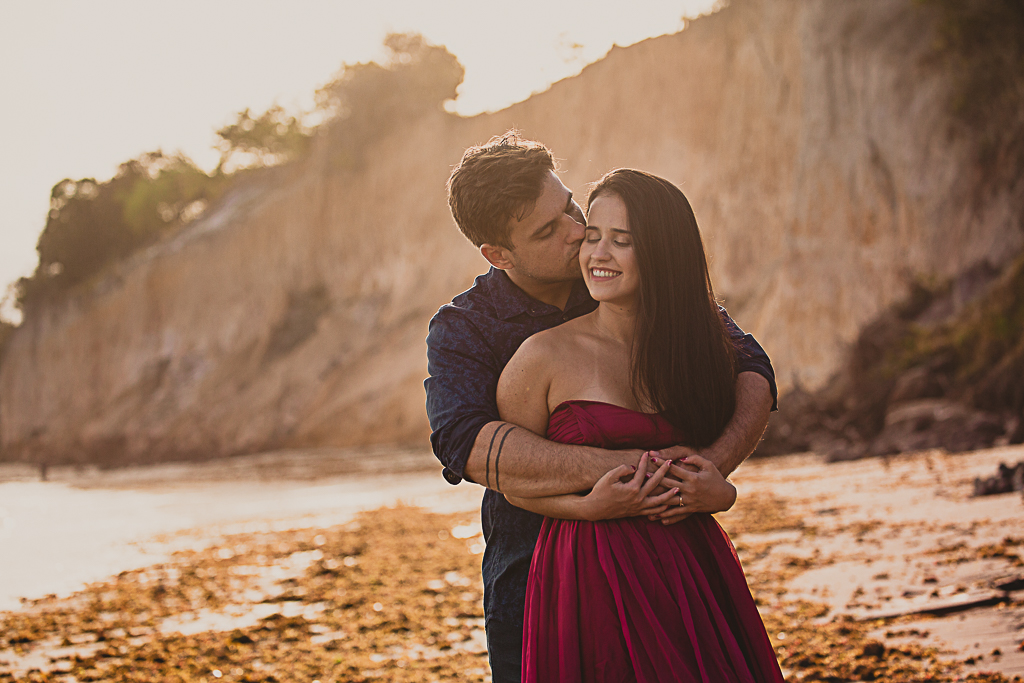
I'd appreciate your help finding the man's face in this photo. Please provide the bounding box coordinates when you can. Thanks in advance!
[500,170,587,284]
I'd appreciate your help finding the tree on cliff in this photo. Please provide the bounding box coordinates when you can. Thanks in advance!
[214,105,312,173]
[13,32,464,313]
[212,32,461,173]
[15,152,222,312]
[315,32,464,168]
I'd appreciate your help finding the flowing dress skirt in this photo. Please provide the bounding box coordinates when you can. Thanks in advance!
[521,400,786,683]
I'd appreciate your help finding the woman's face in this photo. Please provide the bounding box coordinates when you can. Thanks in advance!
[581,193,639,305]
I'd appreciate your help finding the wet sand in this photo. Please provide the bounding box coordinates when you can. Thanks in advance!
[2,444,1023,682]
[0,447,482,613]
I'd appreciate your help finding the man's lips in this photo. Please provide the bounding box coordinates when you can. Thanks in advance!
[590,268,621,280]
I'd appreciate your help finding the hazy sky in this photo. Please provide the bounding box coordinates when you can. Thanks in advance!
[0,0,718,322]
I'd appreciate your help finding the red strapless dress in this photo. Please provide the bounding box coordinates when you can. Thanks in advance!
[521,400,785,683]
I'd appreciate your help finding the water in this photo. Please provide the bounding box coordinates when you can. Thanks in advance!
[0,448,483,612]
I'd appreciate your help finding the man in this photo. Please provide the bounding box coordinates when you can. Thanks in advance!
[425,132,776,682]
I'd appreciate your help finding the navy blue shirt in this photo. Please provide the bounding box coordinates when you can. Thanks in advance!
[424,267,777,631]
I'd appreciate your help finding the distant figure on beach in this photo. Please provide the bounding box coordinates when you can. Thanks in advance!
[498,169,785,681]
[425,132,777,682]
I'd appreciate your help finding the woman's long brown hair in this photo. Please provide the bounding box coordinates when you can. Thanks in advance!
[588,169,736,447]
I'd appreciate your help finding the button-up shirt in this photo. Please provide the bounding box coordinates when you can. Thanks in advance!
[424,267,776,631]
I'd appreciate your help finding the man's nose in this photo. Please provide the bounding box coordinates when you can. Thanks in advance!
[566,215,586,243]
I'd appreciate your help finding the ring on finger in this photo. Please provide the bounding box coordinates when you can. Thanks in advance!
[677,494,684,507]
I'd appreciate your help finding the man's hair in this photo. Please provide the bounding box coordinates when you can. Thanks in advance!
[447,131,555,248]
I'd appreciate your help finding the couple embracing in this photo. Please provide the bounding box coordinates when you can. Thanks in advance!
[425,132,786,683]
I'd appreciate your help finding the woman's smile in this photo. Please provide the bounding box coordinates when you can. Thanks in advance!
[590,267,621,280]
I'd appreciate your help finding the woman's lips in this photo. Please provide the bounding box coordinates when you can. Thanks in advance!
[590,268,621,280]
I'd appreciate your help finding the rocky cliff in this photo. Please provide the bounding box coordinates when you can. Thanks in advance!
[2,0,1022,464]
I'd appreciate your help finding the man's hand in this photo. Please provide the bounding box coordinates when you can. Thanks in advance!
[647,452,737,525]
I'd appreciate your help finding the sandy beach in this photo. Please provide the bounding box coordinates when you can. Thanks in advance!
[1,444,1023,682]
[723,444,1024,681]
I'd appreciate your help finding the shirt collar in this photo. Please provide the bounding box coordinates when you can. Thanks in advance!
[485,267,594,321]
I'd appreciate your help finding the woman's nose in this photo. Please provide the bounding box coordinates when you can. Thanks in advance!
[590,238,610,259]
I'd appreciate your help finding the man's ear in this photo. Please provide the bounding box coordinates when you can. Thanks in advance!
[480,243,515,270]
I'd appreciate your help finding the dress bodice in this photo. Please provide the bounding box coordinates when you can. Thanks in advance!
[546,400,684,451]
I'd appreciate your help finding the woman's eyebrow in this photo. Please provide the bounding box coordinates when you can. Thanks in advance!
[584,225,631,235]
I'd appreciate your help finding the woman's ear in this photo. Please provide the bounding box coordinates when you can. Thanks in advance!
[480,243,515,270]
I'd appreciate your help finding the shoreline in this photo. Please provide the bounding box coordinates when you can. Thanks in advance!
[0,448,482,613]
[0,445,442,488]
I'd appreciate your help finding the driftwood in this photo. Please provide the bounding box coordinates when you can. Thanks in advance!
[973,460,1024,497]
[852,573,1024,621]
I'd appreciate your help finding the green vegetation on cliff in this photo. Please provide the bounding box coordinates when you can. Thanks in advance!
[760,253,1024,459]
[16,152,228,309]
[13,33,463,317]
[895,255,1024,415]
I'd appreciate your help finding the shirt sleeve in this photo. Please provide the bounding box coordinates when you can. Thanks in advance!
[720,307,779,411]
[424,307,501,485]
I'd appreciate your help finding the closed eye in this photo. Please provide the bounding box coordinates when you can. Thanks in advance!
[584,228,631,247]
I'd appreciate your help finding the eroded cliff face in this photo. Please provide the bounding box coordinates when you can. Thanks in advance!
[2,0,1021,464]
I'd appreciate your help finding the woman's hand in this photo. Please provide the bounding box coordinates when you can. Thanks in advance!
[582,452,679,521]
[650,453,737,525]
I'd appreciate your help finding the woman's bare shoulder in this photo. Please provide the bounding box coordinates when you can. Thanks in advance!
[501,328,557,387]
[499,317,588,393]
[512,315,592,365]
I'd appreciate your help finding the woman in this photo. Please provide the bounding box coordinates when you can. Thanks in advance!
[496,170,785,682]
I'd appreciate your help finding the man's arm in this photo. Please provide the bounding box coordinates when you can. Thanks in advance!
[478,373,768,512]
[721,307,778,412]
[678,308,776,476]
[504,455,679,521]
[464,422,642,497]
[698,371,772,477]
